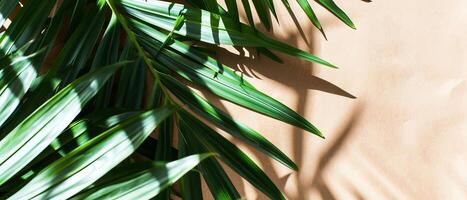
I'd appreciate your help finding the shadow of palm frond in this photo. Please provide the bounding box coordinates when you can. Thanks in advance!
[309,105,363,200]
[176,3,361,198]
[192,21,358,200]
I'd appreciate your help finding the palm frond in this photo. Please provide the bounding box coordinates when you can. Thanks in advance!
[0,0,361,199]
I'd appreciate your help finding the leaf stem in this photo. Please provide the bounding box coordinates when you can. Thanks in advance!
[105,0,175,105]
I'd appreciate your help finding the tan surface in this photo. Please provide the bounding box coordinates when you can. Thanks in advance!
[210,0,467,199]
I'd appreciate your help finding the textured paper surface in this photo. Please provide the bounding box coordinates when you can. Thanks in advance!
[211,0,467,199]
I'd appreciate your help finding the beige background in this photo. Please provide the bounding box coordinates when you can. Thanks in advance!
[209,0,467,199]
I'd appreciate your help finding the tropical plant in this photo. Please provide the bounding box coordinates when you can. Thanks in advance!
[0,0,357,199]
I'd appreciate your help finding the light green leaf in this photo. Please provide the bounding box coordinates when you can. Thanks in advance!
[25,111,139,174]
[0,7,107,135]
[118,0,336,67]
[8,106,176,200]
[0,62,127,186]
[153,115,174,200]
[71,154,213,200]
[0,50,42,128]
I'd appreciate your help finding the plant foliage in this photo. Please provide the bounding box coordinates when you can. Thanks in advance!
[0,0,357,199]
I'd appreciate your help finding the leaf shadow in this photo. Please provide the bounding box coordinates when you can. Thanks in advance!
[190,14,359,199]
[309,104,363,200]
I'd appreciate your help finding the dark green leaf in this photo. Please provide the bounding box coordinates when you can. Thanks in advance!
[161,74,298,170]
[178,111,285,200]
[316,0,355,29]
[145,42,323,138]
[296,0,327,39]
[179,123,241,200]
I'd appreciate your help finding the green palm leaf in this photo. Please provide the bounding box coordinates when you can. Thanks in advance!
[71,154,213,200]
[0,50,42,128]
[180,133,241,200]
[117,0,336,67]
[0,62,126,186]
[161,74,298,170]
[0,0,361,198]
[8,107,176,199]
[178,111,285,200]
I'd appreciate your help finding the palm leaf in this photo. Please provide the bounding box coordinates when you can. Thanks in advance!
[8,107,176,199]
[71,154,213,200]
[161,74,298,170]
[117,0,336,67]
[0,0,361,198]
[179,124,242,200]
[178,111,285,199]
[0,50,42,128]
[0,62,126,186]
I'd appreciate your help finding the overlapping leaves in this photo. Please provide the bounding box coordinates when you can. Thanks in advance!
[0,0,358,199]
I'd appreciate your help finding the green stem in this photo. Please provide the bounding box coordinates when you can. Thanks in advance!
[105,0,175,105]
